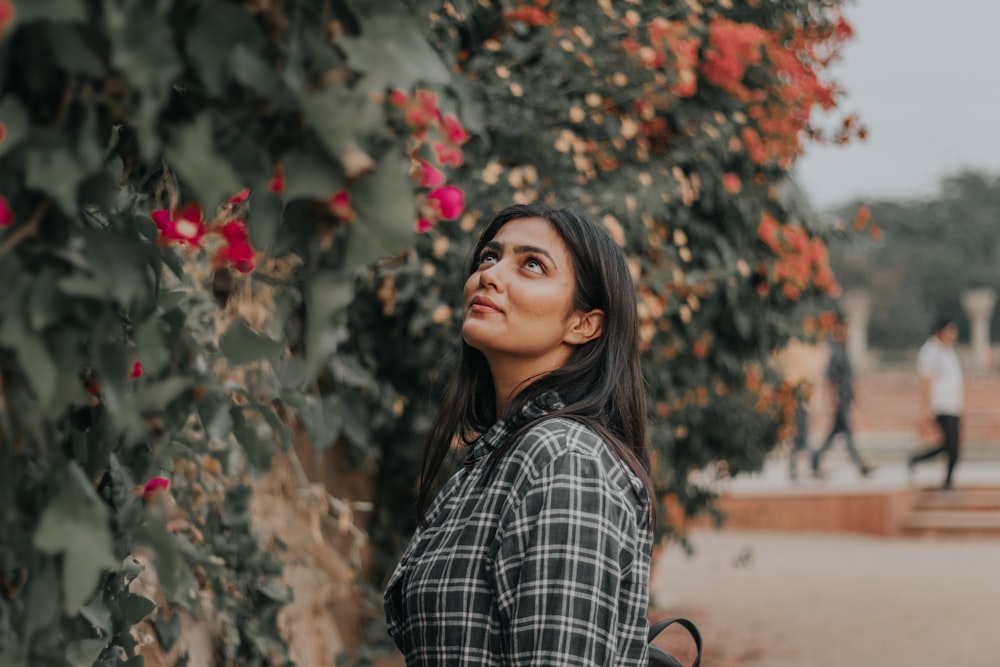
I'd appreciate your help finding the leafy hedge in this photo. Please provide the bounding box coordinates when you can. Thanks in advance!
[0,0,466,664]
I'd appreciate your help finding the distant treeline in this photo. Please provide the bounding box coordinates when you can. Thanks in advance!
[830,170,1000,348]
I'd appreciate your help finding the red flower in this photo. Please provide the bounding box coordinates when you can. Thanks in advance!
[227,188,250,206]
[151,204,206,246]
[330,189,355,222]
[142,476,170,501]
[416,218,434,233]
[0,121,6,144]
[505,6,553,27]
[722,173,741,194]
[427,186,464,220]
[432,142,464,168]
[218,239,255,273]
[405,90,441,128]
[268,165,286,194]
[222,220,248,242]
[0,195,12,227]
[441,113,469,144]
[416,160,445,188]
[388,89,409,107]
[129,360,143,380]
[0,1,14,37]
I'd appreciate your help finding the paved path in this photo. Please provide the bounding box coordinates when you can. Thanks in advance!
[650,454,1000,666]
[652,530,1000,666]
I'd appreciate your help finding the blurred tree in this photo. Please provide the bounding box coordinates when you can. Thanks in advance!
[830,169,1000,348]
[352,0,865,603]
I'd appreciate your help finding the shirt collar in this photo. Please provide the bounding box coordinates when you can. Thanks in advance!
[464,390,565,467]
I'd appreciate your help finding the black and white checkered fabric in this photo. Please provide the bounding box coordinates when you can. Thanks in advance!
[385,392,652,665]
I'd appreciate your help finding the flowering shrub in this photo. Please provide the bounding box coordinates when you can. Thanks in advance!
[351,0,868,588]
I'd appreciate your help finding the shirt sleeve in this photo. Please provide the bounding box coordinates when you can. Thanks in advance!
[917,343,938,378]
[492,450,638,666]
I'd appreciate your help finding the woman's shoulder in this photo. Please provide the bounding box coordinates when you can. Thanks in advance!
[505,416,640,497]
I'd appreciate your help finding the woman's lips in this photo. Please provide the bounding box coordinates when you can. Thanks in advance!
[469,295,502,313]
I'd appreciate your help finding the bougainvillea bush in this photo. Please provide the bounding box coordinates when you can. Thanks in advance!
[354,0,868,592]
[0,0,468,664]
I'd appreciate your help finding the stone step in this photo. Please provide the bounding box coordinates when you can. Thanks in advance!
[913,487,1000,510]
[900,509,1000,536]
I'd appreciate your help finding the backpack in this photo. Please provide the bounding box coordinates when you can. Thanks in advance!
[648,616,703,667]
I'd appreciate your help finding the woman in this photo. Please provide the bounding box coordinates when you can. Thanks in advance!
[385,203,654,666]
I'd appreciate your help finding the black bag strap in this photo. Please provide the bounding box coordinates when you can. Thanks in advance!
[648,616,702,667]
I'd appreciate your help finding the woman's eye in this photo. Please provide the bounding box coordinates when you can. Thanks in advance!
[524,257,545,273]
[478,251,498,265]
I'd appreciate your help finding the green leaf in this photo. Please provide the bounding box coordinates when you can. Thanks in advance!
[230,407,274,471]
[343,150,417,271]
[103,0,181,158]
[246,191,283,249]
[66,638,108,667]
[16,0,87,22]
[136,377,193,414]
[339,14,451,92]
[281,149,344,201]
[25,146,86,215]
[33,463,117,614]
[121,593,157,625]
[46,24,105,77]
[134,317,170,377]
[26,558,60,635]
[27,268,62,331]
[185,2,266,98]
[219,319,282,365]
[302,273,354,382]
[133,512,178,595]
[165,114,244,210]
[0,283,58,407]
[230,45,290,106]
[280,390,343,449]
[0,96,29,157]
[81,598,113,635]
[299,87,385,163]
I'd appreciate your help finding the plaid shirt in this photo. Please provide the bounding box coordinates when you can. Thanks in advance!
[384,393,652,666]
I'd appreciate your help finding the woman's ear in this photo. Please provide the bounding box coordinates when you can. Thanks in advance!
[564,309,604,345]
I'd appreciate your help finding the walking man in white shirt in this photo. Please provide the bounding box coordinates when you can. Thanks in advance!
[908,318,964,490]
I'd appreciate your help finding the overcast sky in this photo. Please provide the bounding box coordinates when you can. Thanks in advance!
[794,0,1000,211]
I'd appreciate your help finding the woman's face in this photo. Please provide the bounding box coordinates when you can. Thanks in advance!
[462,217,595,373]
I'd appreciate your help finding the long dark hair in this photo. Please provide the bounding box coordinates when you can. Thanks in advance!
[415,203,653,525]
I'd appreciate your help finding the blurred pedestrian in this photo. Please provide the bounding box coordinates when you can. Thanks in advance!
[788,381,813,480]
[384,204,654,665]
[811,317,874,478]
[908,318,964,490]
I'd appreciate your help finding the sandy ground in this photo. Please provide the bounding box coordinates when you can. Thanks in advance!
[651,530,1000,667]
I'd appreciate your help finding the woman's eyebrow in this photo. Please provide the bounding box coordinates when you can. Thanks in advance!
[483,240,557,268]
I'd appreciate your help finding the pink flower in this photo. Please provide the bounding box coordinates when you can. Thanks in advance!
[129,361,143,380]
[227,188,250,206]
[330,190,355,222]
[432,142,464,167]
[416,160,445,188]
[441,114,469,144]
[217,239,255,273]
[405,90,441,127]
[388,89,409,107]
[428,186,464,220]
[151,204,206,246]
[722,173,742,194]
[142,477,170,501]
[268,165,286,194]
[416,218,434,233]
[222,220,249,243]
[0,195,12,227]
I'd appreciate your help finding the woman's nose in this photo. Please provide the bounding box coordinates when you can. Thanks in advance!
[478,261,503,290]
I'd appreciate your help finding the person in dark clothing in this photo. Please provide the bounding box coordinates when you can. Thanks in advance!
[385,204,654,666]
[811,318,874,478]
[789,381,813,480]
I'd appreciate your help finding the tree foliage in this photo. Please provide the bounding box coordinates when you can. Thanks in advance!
[830,169,1000,348]
[354,0,865,596]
